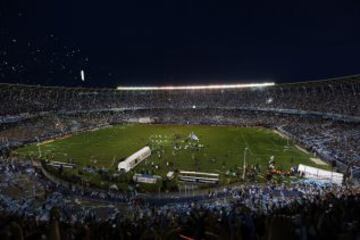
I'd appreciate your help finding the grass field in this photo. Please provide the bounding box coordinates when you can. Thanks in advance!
[14,124,330,190]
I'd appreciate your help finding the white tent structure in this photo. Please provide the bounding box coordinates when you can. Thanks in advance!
[298,164,343,185]
[118,146,151,172]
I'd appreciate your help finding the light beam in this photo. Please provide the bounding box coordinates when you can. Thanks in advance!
[116,82,275,91]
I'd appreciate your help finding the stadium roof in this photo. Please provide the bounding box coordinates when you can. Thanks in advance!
[116,82,275,91]
[0,74,359,91]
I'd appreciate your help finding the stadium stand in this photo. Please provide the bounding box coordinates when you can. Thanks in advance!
[0,74,360,239]
[0,74,359,117]
[1,75,359,175]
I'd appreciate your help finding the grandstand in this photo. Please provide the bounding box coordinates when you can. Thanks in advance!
[0,74,359,118]
[0,74,360,239]
[1,74,359,176]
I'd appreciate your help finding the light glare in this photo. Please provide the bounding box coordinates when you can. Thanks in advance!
[80,70,85,81]
[116,82,275,91]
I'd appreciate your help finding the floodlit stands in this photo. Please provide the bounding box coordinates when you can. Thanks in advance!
[0,74,359,118]
[0,75,360,176]
[1,75,360,239]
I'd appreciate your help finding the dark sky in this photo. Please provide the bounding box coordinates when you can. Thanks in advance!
[0,0,359,88]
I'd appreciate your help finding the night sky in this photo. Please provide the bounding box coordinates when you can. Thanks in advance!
[1,0,359,88]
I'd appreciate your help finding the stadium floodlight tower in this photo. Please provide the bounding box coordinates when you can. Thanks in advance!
[35,137,42,158]
[242,147,249,180]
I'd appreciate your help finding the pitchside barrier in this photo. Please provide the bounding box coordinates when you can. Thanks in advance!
[178,170,220,184]
[133,173,161,184]
[298,164,343,185]
[47,161,76,169]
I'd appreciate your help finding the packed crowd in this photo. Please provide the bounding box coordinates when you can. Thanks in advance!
[0,159,359,239]
[281,120,360,173]
[1,77,360,238]
[1,75,360,117]
[0,113,112,155]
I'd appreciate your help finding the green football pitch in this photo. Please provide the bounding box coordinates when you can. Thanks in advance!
[14,124,329,184]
